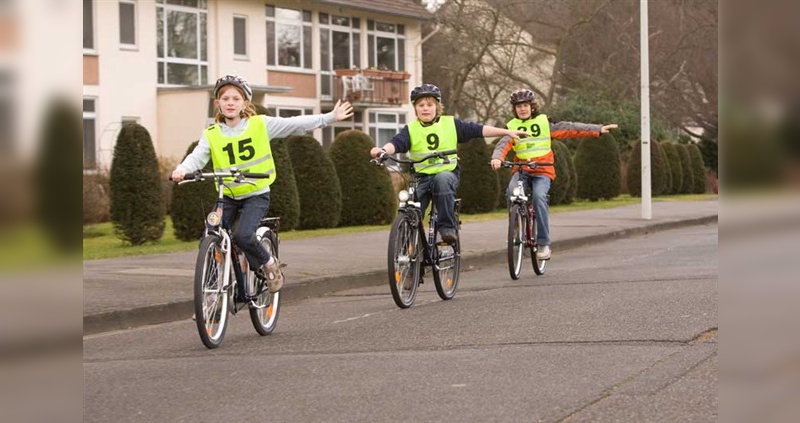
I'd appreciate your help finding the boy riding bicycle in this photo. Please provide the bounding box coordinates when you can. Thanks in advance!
[490,88,618,260]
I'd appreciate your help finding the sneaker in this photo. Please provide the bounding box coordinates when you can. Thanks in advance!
[262,259,285,293]
[537,245,551,260]
[439,228,458,244]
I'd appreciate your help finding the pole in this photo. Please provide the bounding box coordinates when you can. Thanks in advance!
[640,0,652,219]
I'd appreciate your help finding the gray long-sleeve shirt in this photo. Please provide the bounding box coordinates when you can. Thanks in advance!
[177,112,336,197]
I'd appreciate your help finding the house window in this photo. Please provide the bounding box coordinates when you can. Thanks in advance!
[156,0,208,86]
[368,111,405,147]
[322,111,363,148]
[233,15,247,57]
[266,5,312,69]
[266,107,313,118]
[367,20,405,71]
[119,0,137,47]
[320,13,361,97]
[83,98,97,169]
[83,0,94,51]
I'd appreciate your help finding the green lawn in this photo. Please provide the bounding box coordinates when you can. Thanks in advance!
[83,194,716,261]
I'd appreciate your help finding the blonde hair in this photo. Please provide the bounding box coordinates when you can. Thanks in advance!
[413,97,445,118]
[214,85,256,123]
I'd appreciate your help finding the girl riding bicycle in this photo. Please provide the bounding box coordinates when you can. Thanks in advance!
[490,88,618,260]
[171,75,353,293]
[369,83,530,244]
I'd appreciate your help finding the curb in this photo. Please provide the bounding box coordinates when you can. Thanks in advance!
[83,214,717,336]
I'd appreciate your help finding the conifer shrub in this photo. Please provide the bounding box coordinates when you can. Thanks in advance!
[627,140,669,197]
[110,123,165,244]
[660,142,683,195]
[574,133,621,201]
[38,98,82,251]
[170,141,216,241]
[549,139,572,205]
[265,137,301,231]
[491,138,515,209]
[687,143,708,194]
[565,146,578,204]
[456,138,500,213]
[675,143,694,194]
[329,130,396,226]
[286,135,342,229]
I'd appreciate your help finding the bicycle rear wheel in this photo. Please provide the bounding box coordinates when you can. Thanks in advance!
[531,216,547,275]
[387,212,421,308]
[507,205,524,280]
[194,235,229,349]
[249,228,281,335]
[433,227,460,300]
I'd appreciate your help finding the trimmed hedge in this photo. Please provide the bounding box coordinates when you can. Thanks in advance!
[329,130,396,226]
[265,137,301,231]
[287,135,342,229]
[491,138,515,209]
[549,139,572,205]
[170,141,216,241]
[457,138,500,214]
[675,143,694,194]
[660,142,683,195]
[687,143,708,194]
[565,145,578,204]
[574,133,621,201]
[110,123,165,245]
[627,140,670,197]
[39,98,82,251]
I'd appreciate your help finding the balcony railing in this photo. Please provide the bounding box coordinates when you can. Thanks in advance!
[331,70,410,107]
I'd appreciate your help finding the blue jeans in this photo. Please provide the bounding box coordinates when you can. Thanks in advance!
[221,192,272,267]
[507,173,551,246]
[415,171,459,230]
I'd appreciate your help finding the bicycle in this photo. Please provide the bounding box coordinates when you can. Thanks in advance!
[373,149,462,308]
[174,169,282,349]
[501,161,553,279]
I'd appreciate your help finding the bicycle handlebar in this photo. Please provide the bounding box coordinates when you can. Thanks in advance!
[169,169,272,183]
[498,160,554,169]
[371,149,458,166]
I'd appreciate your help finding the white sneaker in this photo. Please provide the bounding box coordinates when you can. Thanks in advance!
[537,245,551,260]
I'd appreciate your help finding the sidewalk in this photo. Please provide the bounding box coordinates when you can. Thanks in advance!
[83,199,718,335]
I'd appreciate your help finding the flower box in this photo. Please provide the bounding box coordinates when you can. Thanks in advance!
[334,68,360,77]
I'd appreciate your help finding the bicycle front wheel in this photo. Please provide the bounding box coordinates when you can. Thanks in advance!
[531,216,547,275]
[507,205,524,280]
[194,235,229,349]
[249,229,281,335]
[387,212,421,308]
[433,228,460,300]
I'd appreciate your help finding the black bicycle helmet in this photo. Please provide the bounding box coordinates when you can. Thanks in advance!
[510,88,535,105]
[213,75,253,101]
[410,83,442,103]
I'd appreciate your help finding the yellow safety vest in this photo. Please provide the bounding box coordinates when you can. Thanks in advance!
[205,117,276,197]
[506,114,552,160]
[408,116,458,174]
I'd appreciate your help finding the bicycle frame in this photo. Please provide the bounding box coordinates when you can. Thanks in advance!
[504,161,553,249]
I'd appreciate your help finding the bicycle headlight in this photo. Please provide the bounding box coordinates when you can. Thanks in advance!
[512,186,524,197]
[206,211,221,226]
[398,190,410,202]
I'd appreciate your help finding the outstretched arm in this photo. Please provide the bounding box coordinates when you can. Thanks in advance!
[482,125,529,139]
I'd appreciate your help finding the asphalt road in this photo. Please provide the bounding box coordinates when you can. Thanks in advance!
[84,224,717,423]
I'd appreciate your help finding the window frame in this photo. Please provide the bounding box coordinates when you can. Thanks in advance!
[233,14,248,59]
[83,98,98,169]
[84,0,96,53]
[368,111,405,148]
[265,5,313,71]
[156,0,209,87]
[119,0,138,50]
[319,13,361,98]
[367,20,406,71]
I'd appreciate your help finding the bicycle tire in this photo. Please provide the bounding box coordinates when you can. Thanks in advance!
[433,225,460,300]
[249,229,281,335]
[194,235,229,349]
[387,212,421,308]
[531,215,547,275]
[507,205,524,280]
